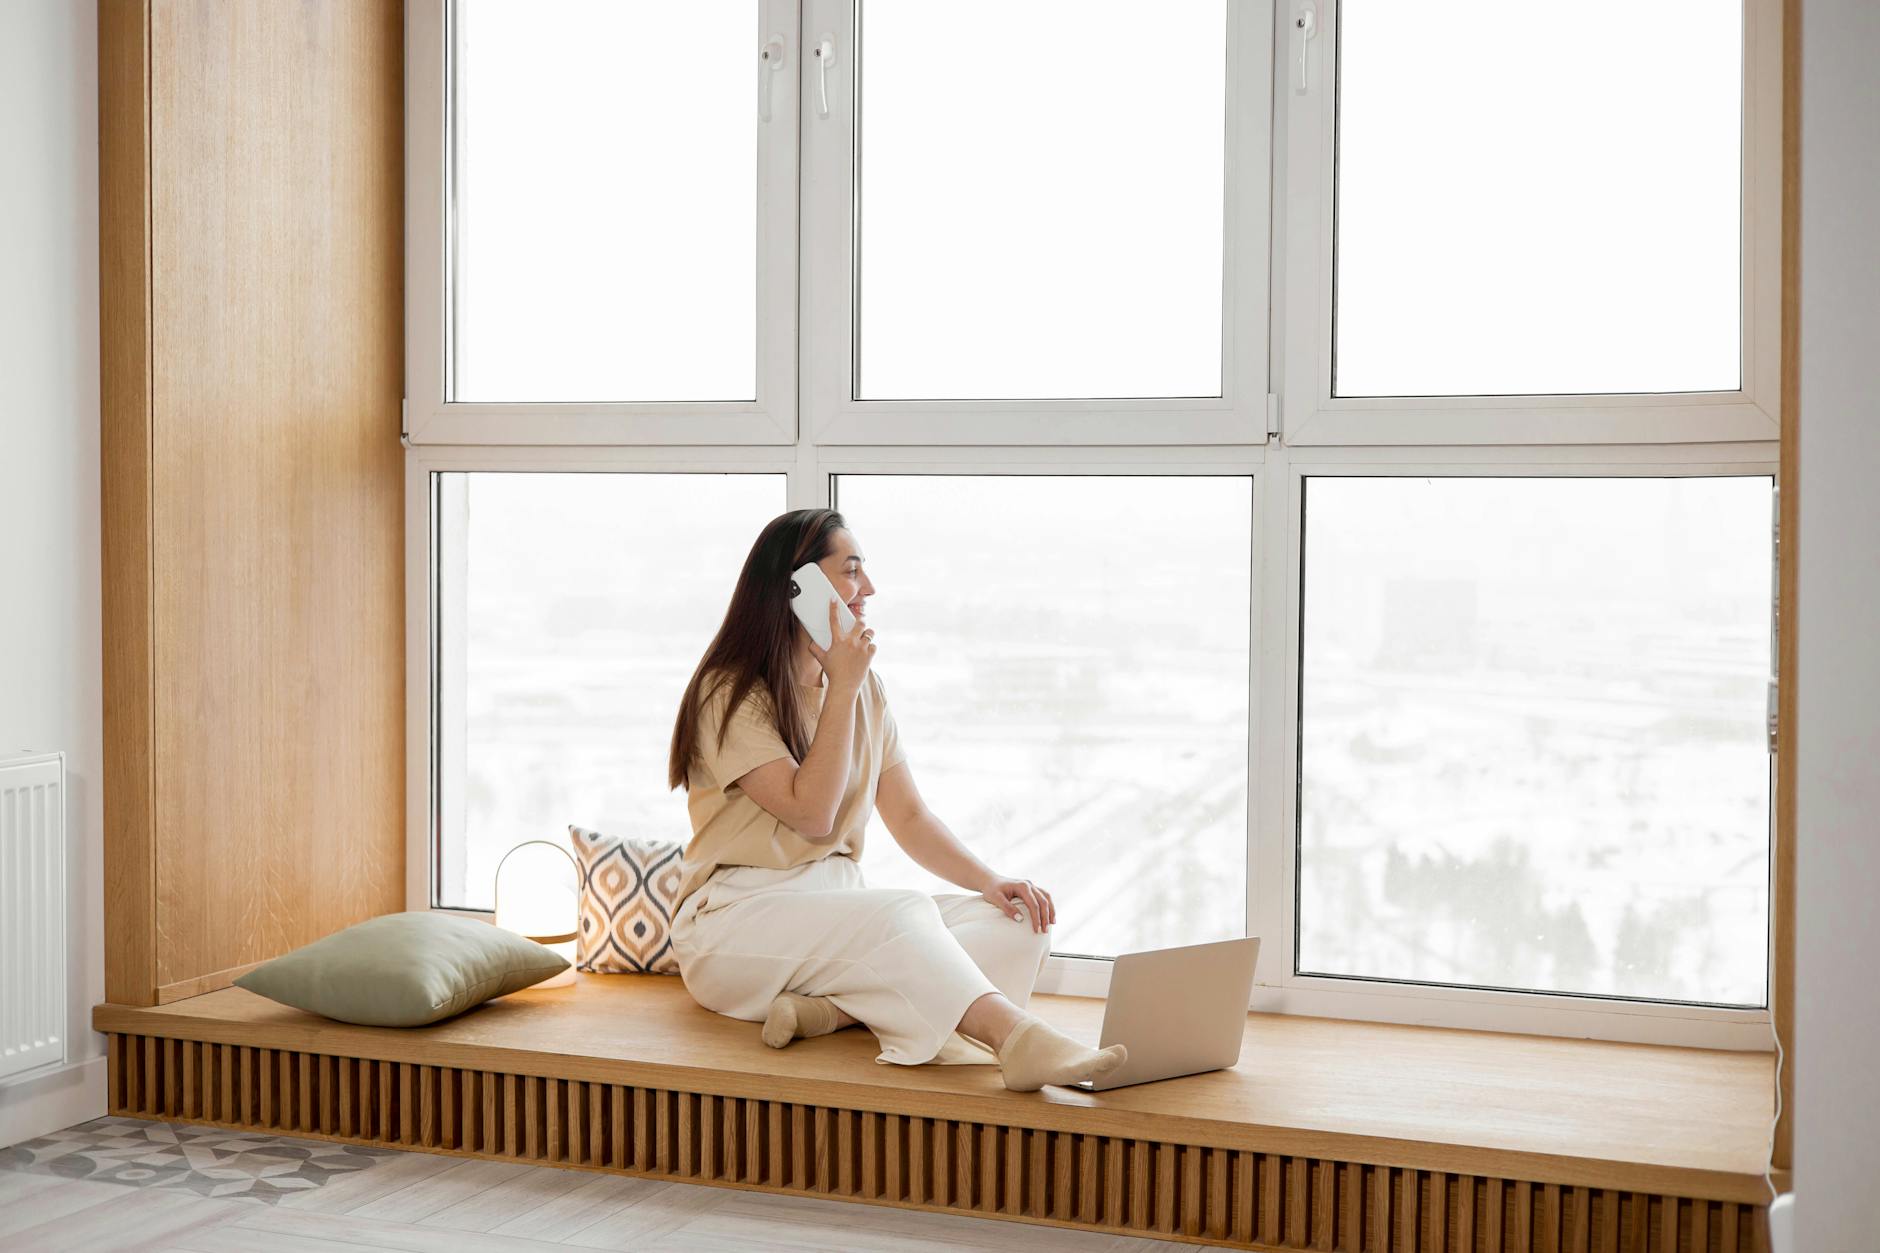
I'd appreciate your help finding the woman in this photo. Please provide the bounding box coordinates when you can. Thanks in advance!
[666,509,1127,1092]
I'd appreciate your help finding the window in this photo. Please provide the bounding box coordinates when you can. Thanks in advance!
[854,1,1227,400]
[834,474,1251,957]
[432,471,786,911]
[1297,476,1772,1005]
[1332,2,1743,398]
[407,0,799,442]
[408,0,1782,1045]
[1282,0,1781,445]
[800,0,1273,443]
[451,2,760,403]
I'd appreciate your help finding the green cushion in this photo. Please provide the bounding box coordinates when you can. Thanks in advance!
[233,911,570,1027]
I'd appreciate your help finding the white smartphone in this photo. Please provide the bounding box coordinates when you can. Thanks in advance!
[789,561,856,651]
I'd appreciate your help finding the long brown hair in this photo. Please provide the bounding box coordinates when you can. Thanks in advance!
[668,508,849,791]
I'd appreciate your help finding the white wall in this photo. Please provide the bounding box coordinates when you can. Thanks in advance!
[1794,1,1880,1248]
[0,0,106,1146]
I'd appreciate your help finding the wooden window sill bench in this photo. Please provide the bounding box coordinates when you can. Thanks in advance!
[93,973,1775,1252]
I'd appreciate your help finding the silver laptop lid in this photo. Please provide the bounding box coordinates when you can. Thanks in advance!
[1080,937,1260,1091]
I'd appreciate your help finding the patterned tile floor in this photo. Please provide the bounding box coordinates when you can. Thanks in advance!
[0,1116,397,1204]
[0,1117,1203,1251]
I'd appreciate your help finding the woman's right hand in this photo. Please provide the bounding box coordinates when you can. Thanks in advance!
[805,599,875,690]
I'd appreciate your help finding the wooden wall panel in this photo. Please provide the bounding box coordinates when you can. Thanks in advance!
[100,0,157,1008]
[1772,0,1799,1174]
[99,0,405,1005]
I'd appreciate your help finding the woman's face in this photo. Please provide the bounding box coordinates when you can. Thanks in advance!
[816,528,875,625]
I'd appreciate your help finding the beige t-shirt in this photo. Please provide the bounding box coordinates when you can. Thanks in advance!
[677,670,907,905]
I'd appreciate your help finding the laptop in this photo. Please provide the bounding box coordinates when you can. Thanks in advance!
[1072,937,1261,1091]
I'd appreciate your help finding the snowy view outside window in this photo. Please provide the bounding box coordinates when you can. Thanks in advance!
[1333,0,1742,396]
[832,476,1252,957]
[439,471,1770,1000]
[438,473,786,910]
[439,472,1252,959]
[451,2,758,402]
[856,0,1225,400]
[1298,477,1772,1005]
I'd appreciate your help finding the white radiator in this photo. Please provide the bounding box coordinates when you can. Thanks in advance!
[0,751,65,1082]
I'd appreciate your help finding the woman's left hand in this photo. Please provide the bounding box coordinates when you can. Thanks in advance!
[980,874,1055,934]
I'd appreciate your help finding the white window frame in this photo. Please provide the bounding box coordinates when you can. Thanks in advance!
[404,0,801,445]
[1278,0,1783,446]
[1248,442,1777,1049]
[402,0,1783,1050]
[800,0,1276,445]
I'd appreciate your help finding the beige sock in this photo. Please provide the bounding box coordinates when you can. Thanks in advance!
[762,992,844,1049]
[995,1016,1128,1092]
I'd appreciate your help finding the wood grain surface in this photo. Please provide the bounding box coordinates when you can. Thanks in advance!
[96,975,1774,1205]
[99,0,158,1008]
[1772,0,1799,1174]
[98,0,404,1005]
[99,1002,1774,1250]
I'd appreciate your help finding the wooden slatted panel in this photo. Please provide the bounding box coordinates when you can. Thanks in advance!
[691,1090,709,1182]
[101,1033,1768,1253]
[593,1083,608,1168]
[735,1093,753,1184]
[975,1116,993,1208]
[760,1100,781,1188]
[631,1087,649,1172]
[376,1060,393,1145]
[1177,1143,1194,1237]
[144,1036,159,1116]
[416,1065,434,1148]
[1720,1202,1741,1253]
[799,1104,824,1196]
[605,1085,623,1169]
[1601,1189,1621,1253]
[830,1106,849,1195]
[1292,1156,1313,1248]
[817,1105,834,1194]
[474,1069,492,1155]
[181,1039,198,1118]
[721,1093,737,1182]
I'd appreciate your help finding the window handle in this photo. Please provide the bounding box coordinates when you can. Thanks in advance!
[1294,1,1318,96]
[813,35,836,118]
[758,36,786,122]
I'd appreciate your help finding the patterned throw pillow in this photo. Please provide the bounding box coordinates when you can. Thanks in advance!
[569,826,685,975]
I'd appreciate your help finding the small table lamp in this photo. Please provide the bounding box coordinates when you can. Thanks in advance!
[493,840,580,988]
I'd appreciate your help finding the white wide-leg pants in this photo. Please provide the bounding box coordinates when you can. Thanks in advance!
[670,854,1052,1066]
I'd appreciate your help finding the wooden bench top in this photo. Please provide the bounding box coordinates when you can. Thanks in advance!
[94,973,1776,1202]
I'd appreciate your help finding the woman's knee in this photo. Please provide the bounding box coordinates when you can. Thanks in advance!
[851,888,951,944]
[877,887,944,918]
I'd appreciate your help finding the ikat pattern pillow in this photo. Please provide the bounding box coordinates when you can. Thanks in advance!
[569,826,684,975]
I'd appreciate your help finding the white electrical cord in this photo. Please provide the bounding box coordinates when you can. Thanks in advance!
[1765,1010,1785,1203]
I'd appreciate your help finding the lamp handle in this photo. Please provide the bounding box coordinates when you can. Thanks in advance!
[492,838,581,945]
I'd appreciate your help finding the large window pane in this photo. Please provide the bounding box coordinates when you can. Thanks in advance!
[437,473,786,911]
[1333,2,1742,398]
[856,1,1226,400]
[1298,477,1771,1004]
[834,475,1250,957]
[452,1,758,402]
